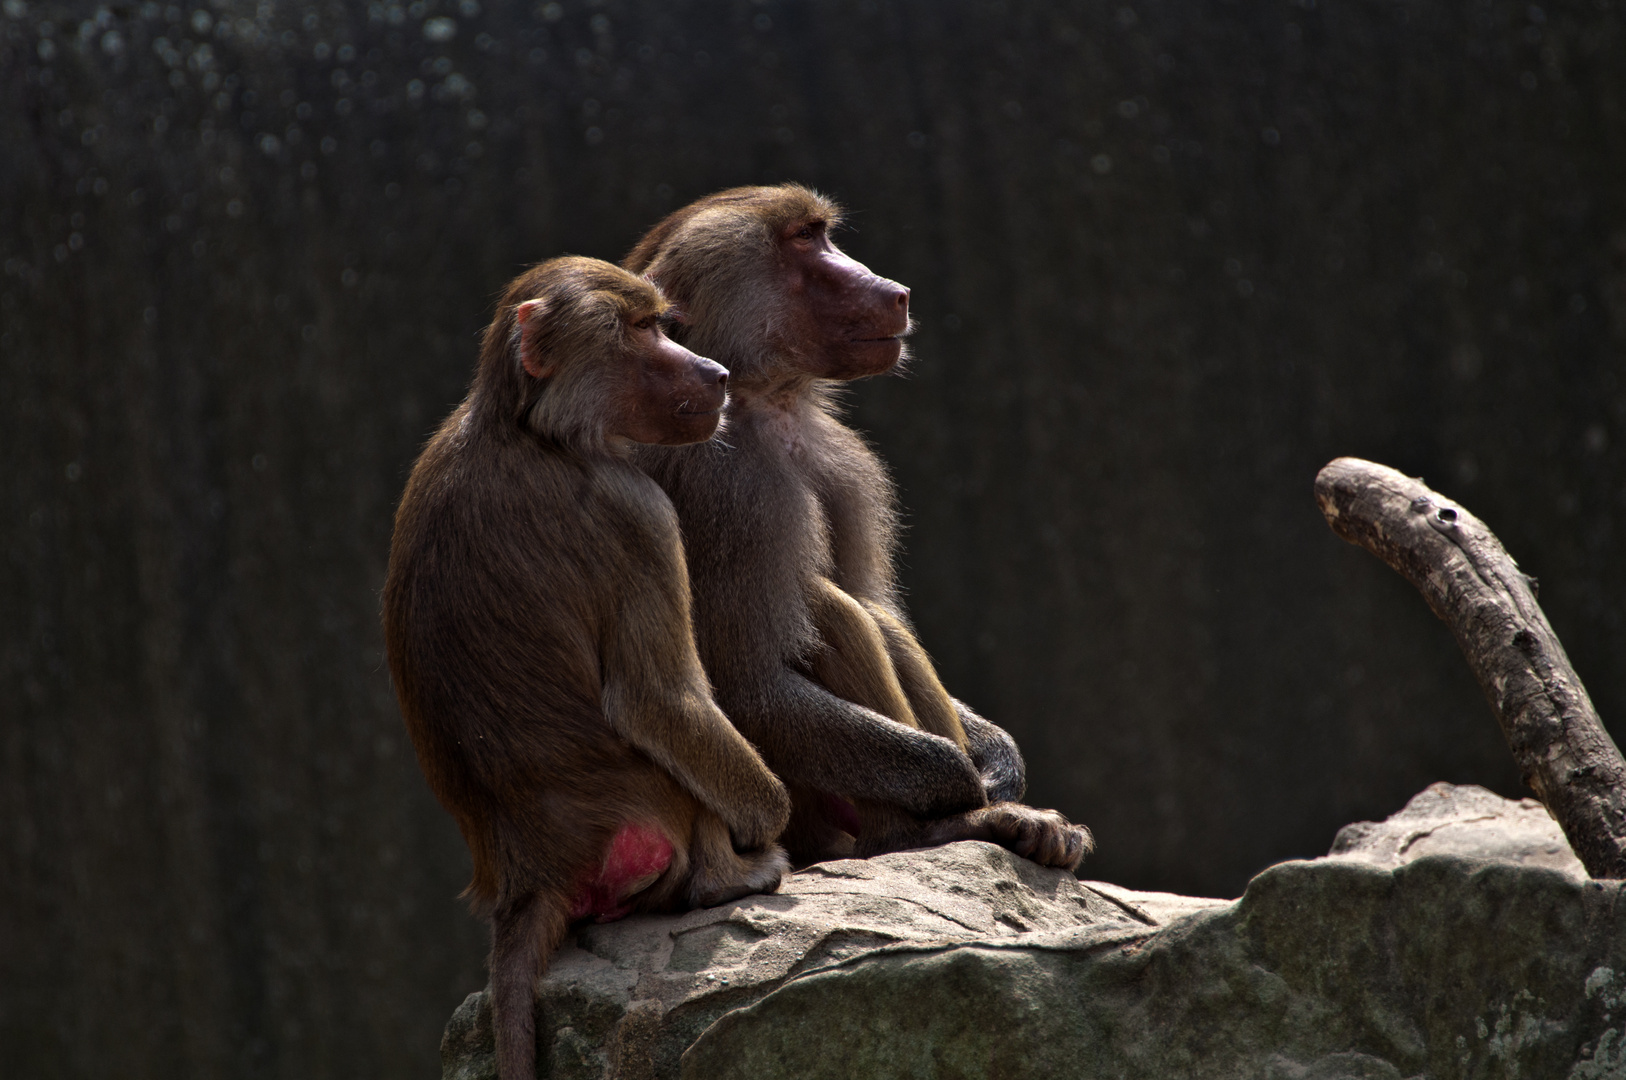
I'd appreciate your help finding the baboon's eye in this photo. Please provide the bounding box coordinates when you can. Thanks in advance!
[633,314,656,330]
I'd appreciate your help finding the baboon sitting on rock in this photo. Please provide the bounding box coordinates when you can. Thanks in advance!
[384,257,791,1080]
[626,184,1092,869]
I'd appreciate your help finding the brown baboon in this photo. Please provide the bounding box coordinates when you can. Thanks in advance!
[383,256,791,1080]
[626,185,1092,870]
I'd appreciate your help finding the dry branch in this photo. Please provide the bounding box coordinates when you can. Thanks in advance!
[1315,456,1626,879]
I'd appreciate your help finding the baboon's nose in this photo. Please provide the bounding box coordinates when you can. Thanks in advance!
[697,358,728,387]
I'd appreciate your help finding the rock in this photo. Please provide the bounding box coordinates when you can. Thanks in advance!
[1328,781,1587,879]
[440,842,1220,1079]
[443,786,1626,1079]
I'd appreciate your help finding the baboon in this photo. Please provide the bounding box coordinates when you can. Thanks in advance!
[382,256,791,1080]
[626,185,1092,869]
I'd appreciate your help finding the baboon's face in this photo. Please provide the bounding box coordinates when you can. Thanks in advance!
[616,314,729,446]
[777,216,911,381]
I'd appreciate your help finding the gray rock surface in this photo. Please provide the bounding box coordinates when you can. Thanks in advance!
[443,784,1626,1079]
[1328,781,1588,880]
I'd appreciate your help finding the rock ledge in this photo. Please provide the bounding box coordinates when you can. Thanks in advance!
[444,784,1626,1079]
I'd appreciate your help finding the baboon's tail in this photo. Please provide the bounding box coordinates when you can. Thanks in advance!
[490,891,565,1080]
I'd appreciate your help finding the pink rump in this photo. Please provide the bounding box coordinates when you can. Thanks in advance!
[567,822,674,922]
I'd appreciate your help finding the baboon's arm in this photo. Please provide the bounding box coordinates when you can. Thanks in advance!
[599,538,791,852]
[721,668,989,819]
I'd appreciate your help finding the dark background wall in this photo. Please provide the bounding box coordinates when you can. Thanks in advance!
[4,0,1623,1075]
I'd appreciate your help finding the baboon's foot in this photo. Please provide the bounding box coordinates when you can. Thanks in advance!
[976,803,1093,871]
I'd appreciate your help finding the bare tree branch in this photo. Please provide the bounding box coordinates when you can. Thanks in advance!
[1315,456,1626,879]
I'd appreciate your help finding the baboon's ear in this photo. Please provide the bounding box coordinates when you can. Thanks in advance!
[514,298,555,379]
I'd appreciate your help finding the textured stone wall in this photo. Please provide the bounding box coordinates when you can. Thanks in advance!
[3,0,1624,1076]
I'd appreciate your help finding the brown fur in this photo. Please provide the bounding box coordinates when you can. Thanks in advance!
[383,256,790,1080]
[627,185,1092,870]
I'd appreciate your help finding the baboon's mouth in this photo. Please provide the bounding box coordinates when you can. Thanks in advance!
[852,320,912,343]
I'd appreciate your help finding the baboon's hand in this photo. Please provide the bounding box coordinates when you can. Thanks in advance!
[959,711,1026,804]
[725,774,793,853]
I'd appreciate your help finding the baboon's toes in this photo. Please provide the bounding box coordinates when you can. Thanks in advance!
[986,805,1093,871]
